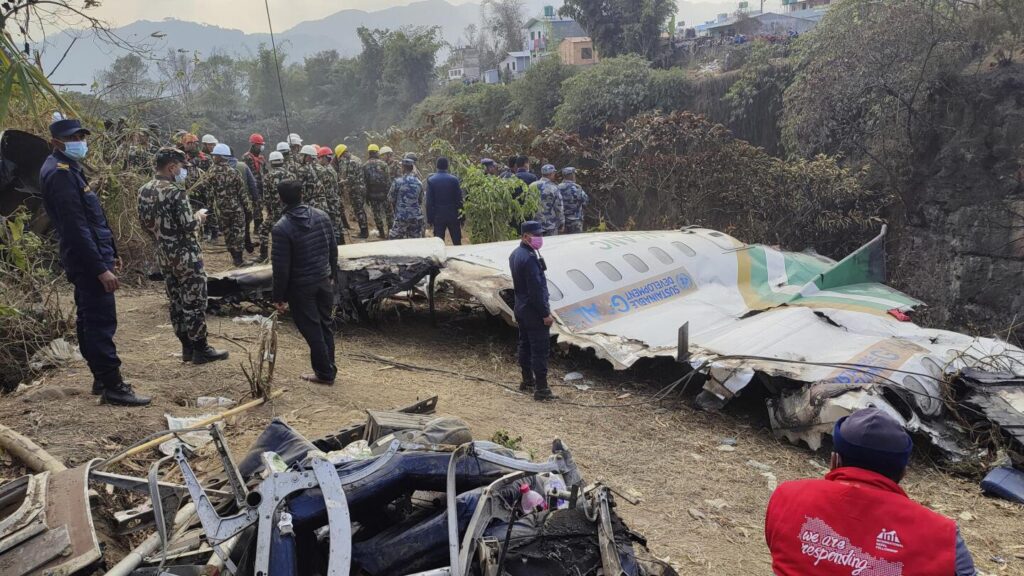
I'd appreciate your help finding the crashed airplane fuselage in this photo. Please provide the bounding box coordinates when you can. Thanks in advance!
[212,228,1024,461]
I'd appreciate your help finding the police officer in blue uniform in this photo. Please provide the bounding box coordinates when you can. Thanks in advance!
[41,118,151,406]
[509,221,557,401]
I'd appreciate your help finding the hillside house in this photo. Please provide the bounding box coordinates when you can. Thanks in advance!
[557,37,598,66]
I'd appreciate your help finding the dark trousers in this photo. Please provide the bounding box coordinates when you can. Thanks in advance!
[73,275,121,383]
[433,219,462,245]
[287,279,337,381]
[517,322,550,388]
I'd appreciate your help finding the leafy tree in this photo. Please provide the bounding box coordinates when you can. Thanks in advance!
[156,49,199,110]
[376,26,444,127]
[559,0,677,60]
[483,0,527,56]
[195,53,245,114]
[96,54,153,104]
[248,44,289,116]
[552,55,653,134]
[782,0,977,212]
[510,54,576,128]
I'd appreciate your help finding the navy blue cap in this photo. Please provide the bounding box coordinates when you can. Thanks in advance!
[49,118,91,138]
[480,158,496,166]
[562,167,576,176]
[833,407,912,480]
[521,221,543,235]
[541,164,556,175]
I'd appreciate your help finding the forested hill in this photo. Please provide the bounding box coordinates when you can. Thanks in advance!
[39,0,484,88]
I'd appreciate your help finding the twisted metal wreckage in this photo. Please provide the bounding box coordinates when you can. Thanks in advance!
[210,228,1024,464]
[0,399,676,575]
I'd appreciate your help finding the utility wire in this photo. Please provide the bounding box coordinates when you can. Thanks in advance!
[263,0,290,134]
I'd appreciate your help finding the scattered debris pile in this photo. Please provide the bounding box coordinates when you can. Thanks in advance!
[0,397,676,575]
[208,238,445,322]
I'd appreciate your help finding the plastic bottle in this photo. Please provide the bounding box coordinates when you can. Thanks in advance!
[544,475,569,509]
[519,483,548,514]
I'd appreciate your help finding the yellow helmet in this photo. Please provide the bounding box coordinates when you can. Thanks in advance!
[367,144,380,153]
[334,144,348,157]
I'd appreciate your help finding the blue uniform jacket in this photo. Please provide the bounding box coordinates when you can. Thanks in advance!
[509,242,550,329]
[425,170,464,224]
[515,170,538,185]
[40,150,117,282]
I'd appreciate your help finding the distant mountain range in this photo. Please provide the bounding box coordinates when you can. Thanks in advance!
[38,0,737,89]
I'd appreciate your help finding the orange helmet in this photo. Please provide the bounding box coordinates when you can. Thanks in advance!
[249,133,265,145]
[317,146,333,157]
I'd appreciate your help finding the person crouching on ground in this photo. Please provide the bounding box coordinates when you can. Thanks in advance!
[271,180,339,385]
[765,407,976,575]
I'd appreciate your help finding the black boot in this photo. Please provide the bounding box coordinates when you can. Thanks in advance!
[533,378,558,402]
[259,244,269,262]
[359,226,369,239]
[231,250,244,267]
[519,369,535,392]
[192,338,229,365]
[178,334,194,363]
[91,379,104,396]
[101,374,152,407]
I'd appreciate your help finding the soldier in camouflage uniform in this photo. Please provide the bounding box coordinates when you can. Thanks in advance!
[381,147,401,180]
[336,145,368,238]
[243,134,268,251]
[557,167,589,234]
[387,157,425,239]
[363,145,393,238]
[137,148,229,365]
[259,151,296,261]
[287,134,303,170]
[532,164,564,236]
[180,133,218,240]
[208,144,252,265]
[317,147,347,244]
[295,145,327,222]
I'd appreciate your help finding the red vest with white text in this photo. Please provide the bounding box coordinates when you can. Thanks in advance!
[765,467,956,576]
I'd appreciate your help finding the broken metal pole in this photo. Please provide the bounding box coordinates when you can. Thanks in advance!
[105,503,196,576]
[676,322,690,364]
[101,389,285,468]
[0,423,66,473]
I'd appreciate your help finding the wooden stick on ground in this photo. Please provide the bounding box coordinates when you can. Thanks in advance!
[0,423,67,473]
[100,388,286,468]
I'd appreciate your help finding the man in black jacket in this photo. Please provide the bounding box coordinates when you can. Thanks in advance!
[509,220,556,401]
[271,180,339,385]
[425,157,465,245]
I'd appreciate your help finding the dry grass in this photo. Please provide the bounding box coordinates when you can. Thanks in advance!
[0,244,1022,574]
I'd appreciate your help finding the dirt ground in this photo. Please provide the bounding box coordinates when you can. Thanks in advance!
[1,241,1023,575]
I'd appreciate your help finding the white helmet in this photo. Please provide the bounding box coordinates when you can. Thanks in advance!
[299,144,317,157]
[276,142,290,153]
[288,133,303,146]
[268,151,284,164]
[201,134,218,145]
[380,146,393,155]
[212,143,231,156]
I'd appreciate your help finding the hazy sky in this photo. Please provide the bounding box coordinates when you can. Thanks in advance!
[80,0,764,33]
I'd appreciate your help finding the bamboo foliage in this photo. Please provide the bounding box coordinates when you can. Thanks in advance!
[0,31,76,125]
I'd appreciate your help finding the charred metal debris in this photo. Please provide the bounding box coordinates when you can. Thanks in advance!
[0,398,676,576]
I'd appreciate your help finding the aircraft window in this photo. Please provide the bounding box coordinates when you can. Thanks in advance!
[547,280,564,302]
[567,269,595,291]
[596,261,622,281]
[649,247,674,265]
[672,241,696,257]
[623,253,649,273]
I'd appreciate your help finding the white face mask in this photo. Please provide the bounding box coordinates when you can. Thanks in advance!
[174,167,188,182]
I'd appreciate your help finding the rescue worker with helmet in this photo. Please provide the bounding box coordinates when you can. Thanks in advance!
[295,144,326,225]
[208,143,251,266]
[363,144,392,238]
[315,145,347,244]
[335,144,368,239]
[243,133,268,252]
[765,407,976,575]
[259,150,296,261]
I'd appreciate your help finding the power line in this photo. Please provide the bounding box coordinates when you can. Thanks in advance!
[263,0,290,134]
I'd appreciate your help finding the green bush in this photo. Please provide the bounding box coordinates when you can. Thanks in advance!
[553,55,654,135]
[510,55,577,128]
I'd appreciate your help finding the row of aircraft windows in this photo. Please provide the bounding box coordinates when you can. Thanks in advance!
[548,241,697,300]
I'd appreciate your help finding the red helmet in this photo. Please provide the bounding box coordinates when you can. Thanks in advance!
[249,133,265,145]
[317,146,333,157]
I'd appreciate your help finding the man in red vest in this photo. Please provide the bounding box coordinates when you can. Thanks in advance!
[765,408,976,575]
